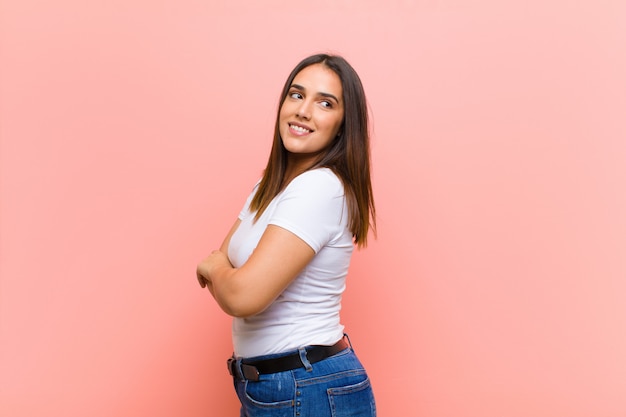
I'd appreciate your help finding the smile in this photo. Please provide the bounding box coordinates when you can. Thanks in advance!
[289,123,312,134]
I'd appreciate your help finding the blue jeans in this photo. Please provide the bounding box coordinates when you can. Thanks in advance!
[232,345,376,417]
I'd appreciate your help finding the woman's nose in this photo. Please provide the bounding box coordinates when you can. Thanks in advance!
[296,100,312,120]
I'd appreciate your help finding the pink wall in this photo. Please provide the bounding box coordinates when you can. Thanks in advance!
[1,1,625,416]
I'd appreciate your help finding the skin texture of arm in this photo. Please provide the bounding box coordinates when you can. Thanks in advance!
[196,220,315,318]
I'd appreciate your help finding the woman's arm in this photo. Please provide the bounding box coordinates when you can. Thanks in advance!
[196,219,240,297]
[196,223,315,318]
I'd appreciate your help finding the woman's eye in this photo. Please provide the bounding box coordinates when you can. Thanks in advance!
[320,100,332,108]
[289,92,303,99]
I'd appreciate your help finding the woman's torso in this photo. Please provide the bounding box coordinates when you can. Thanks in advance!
[228,168,354,357]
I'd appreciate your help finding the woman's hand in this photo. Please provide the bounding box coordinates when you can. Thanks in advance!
[196,250,232,291]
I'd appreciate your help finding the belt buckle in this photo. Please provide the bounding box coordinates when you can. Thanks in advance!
[227,357,260,382]
[241,364,260,382]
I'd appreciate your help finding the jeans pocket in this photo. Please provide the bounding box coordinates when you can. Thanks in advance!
[242,372,295,410]
[327,377,376,417]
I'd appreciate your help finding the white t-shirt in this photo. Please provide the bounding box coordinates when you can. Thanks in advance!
[228,168,354,357]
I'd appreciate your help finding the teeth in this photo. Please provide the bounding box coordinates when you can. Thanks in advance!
[290,124,311,134]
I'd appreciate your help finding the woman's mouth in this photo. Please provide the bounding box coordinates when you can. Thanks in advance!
[289,123,312,135]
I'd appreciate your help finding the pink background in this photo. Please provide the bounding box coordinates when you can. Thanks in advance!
[1,1,625,416]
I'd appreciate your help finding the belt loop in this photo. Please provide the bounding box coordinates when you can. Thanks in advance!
[298,346,313,372]
[234,358,245,381]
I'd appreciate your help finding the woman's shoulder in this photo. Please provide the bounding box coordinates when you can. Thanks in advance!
[291,168,343,192]
[295,167,340,183]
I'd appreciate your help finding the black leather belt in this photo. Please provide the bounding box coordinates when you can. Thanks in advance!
[227,337,350,382]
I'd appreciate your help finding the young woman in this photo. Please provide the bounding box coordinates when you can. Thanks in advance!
[196,53,377,417]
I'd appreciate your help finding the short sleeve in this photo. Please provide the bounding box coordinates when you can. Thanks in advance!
[268,169,346,253]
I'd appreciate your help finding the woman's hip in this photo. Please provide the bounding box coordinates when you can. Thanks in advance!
[231,338,376,416]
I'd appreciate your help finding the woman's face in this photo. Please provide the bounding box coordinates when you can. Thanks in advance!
[279,64,344,162]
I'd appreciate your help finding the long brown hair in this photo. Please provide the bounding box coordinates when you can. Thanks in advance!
[250,53,376,247]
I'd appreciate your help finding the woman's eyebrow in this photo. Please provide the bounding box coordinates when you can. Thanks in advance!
[290,83,340,104]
